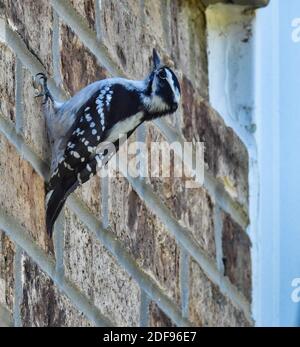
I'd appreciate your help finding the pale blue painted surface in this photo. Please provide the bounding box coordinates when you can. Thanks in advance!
[278,0,300,327]
[255,0,300,326]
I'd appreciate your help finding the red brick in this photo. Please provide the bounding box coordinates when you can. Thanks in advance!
[4,0,53,73]
[108,172,181,304]
[0,134,51,253]
[0,43,15,123]
[189,259,252,327]
[74,174,102,220]
[22,68,51,162]
[0,231,15,311]
[149,301,176,327]
[20,254,92,327]
[99,0,168,78]
[145,123,216,261]
[181,77,249,208]
[222,211,252,302]
[170,0,208,99]
[60,24,108,96]
[69,0,96,31]
[64,208,141,326]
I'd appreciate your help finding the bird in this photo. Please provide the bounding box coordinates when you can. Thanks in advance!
[36,49,181,237]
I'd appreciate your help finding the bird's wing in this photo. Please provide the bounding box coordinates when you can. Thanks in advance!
[46,85,114,237]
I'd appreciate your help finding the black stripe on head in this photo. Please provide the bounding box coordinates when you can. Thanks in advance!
[152,66,181,109]
[164,67,181,95]
[145,71,155,96]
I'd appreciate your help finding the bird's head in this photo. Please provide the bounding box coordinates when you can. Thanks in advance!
[144,49,181,116]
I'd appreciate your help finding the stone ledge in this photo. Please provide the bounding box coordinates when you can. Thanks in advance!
[201,0,269,8]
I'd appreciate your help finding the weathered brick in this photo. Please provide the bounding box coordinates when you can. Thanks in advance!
[0,1,5,16]
[69,0,96,31]
[108,172,181,304]
[189,259,252,327]
[21,254,92,327]
[170,0,208,99]
[22,68,51,162]
[60,24,108,96]
[149,301,176,327]
[0,231,15,311]
[0,43,15,123]
[0,134,50,253]
[74,174,102,219]
[64,208,94,299]
[64,208,141,326]
[141,0,166,49]
[4,0,53,73]
[145,123,216,261]
[181,77,249,208]
[222,211,251,302]
[93,237,141,327]
[99,0,164,78]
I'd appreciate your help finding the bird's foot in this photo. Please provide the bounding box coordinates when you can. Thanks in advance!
[33,73,53,104]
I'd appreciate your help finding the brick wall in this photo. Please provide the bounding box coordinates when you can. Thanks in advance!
[0,0,253,327]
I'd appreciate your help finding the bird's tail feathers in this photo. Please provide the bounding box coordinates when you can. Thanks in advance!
[46,178,79,238]
[46,155,99,237]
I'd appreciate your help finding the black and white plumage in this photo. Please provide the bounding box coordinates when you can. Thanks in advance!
[37,49,181,237]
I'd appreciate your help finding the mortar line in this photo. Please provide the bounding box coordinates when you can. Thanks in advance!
[139,289,150,327]
[94,0,103,41]
[214,204,225,274]
[0,209,113,327]
[5,24,65,101]
[136,123,147,181]
[139,0,146,26]
[180,248,190,319]
[160,0,171,51]
[52,12,63,88]
[100,175,109,229]
[15,59,24,135]
[0,111,251,322]
[0,114,49,179]
[50,0,124,77]
[0,17,6,43]
[13,245,23,327]
[53,211,65,281]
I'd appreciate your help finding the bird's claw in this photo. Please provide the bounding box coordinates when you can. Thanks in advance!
[34,72,48,84]
[33,72,53,103]
[33,72,46,89]
[34,91,45,98]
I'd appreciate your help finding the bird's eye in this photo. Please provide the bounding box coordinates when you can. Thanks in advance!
[158,69,167,79]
